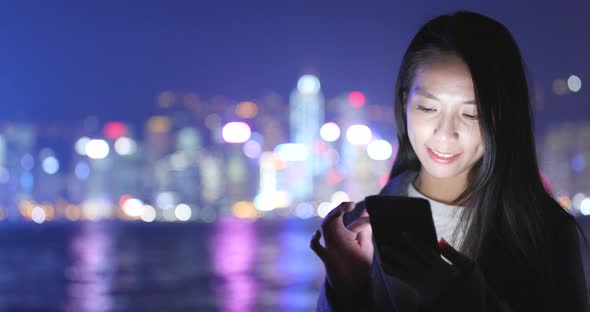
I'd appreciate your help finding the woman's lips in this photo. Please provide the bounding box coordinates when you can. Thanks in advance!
[427,147,461,164]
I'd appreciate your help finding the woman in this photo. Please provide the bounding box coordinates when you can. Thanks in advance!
[310,11,589,311]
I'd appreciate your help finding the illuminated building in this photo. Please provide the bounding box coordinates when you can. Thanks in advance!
[288,75,325,201]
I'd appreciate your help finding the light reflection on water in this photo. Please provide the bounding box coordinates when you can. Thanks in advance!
[210,218,258,312]
[0,219,324,311]
[65,222,114,312]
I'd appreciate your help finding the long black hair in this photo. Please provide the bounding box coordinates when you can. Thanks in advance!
[389,11,581,266]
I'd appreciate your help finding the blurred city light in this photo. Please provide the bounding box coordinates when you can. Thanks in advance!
[114,137,137,156]
[348,91,366,108]
[552,79,569,95]
[42,156,60,174]
[581,198,590,216]
[273,143,309,161]
[346,125,372,145]
[297,75,321,94]
[568,75,582,93]
[317,202,338,218]
[573,193,586,210]
[330,191,351,204]
[75,137,90,155]
[232,201,258,219]
[294,202,314,219]
[21,154,34,170]
[123,198,144,218]
[320,122,341,142]
[243,140,262,159]
[156,192,177,210]
[222,122,252,143]
[74,161,90,180]
[104,122,128,139]
[141,205,157,222]
[235,101,259,119]
[367,139,393,160]
[31,206,46,224]
[148,116,172,133]
[254,191,291,211]
[175,204,192,221]
[85,139,110,159]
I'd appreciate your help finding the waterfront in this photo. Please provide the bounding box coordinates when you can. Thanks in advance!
[0,219,324,311]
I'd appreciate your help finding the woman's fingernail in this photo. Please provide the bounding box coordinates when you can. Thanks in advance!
[438,238,447,253]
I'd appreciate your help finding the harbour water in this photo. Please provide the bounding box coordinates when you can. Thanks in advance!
[0,219,324,311]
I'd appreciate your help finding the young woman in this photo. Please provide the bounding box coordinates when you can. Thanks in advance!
[310,11,589,311]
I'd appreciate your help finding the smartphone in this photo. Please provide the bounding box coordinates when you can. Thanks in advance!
[365,195,439,256]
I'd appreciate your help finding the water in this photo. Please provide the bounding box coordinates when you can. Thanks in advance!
[0,219,325,311]
[4,216,590,311]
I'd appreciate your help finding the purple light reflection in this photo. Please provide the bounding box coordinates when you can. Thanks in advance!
[210,218,258,312]
[64,222,114,312]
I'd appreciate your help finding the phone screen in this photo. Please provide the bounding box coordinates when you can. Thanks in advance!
[365,195,439,256]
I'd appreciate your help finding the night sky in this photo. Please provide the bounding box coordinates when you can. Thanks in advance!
[0,0,588,134]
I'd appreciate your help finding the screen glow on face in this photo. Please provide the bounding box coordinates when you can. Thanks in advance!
[405,54,484,184]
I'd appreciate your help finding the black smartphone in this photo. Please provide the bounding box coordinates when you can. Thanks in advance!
[365,195,439,256]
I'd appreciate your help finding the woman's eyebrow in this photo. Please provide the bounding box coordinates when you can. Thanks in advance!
[414,86,476,104]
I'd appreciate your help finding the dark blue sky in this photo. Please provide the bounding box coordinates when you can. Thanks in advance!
[0,1,588,132]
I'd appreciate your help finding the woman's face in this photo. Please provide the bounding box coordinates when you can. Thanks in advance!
[406,54,484,183]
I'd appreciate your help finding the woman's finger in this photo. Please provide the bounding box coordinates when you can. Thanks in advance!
[322,202,356,244]
[356,220,373,249]
[347,216,370,233]
[310,230,327,261]
[321,202,353,231]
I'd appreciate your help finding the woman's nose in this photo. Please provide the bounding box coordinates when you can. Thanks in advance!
[433,116,459,141]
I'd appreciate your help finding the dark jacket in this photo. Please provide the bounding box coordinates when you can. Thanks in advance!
[317,171,589,311]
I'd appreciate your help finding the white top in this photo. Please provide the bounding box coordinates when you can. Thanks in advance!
[407,182,465,249]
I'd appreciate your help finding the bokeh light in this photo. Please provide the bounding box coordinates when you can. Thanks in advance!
[273,143,308,161]
[348,91,366,108]
[294,202,314,219]
[31,206,46,224]
[85,139,110,159]
[320,122,341,142]
[114,137,137,156]
[573,193,586,210]
[175,204,192,221]
[103,122,127,139]
[222,122,252,143]
[75,137,90,155]
[346,125,372,145]
[21,154,34,170]
[235,102,258,119]
[367,140,393,160]
[297,75,321,94]
[42,156,60,175]
[75,161,90,180]
[568,75,582,93]
[148,116,172,133]
[243,140,262,159]
[317,202,338,218]
[141,205,157,222]
[123,198,144,217]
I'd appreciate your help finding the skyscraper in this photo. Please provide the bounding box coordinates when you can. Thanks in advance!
[288,75,325,201]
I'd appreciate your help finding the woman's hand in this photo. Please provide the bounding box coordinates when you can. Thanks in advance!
[379,234,473,302]
[310,202,374,297]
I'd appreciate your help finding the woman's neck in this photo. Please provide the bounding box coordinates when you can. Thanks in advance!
[412,170,468,205]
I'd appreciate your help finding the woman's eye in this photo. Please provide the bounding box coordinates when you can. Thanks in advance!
[463,113,478,120]
[417,105,435,113]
